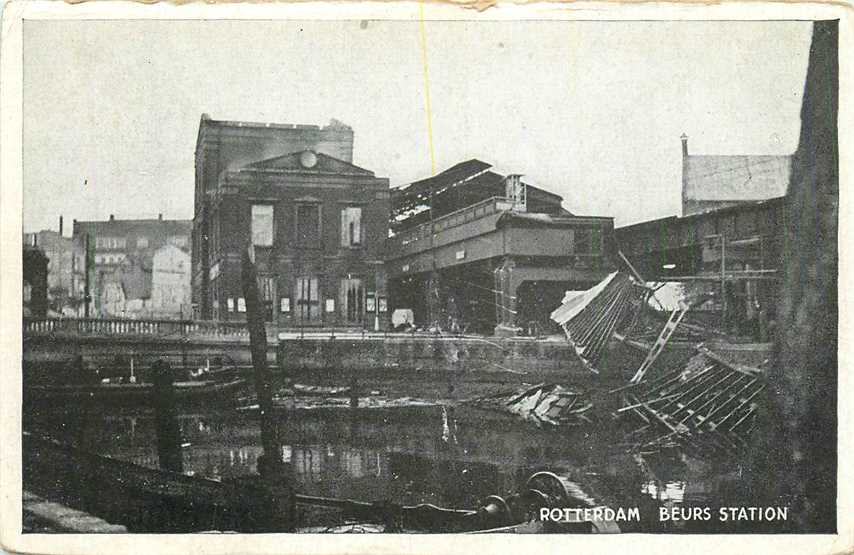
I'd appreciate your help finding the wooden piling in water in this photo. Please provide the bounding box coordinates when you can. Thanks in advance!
[241,247,294,531]
[151,359,183,474]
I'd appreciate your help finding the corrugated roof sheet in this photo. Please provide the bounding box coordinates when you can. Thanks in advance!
[398,159,491,195]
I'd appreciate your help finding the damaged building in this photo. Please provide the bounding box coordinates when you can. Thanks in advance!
[386,159,614,336]
[615,135,791,339]
[192,115,390,329]
[72,216,192,319]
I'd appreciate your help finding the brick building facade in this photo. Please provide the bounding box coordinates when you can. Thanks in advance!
[193,116,390,329]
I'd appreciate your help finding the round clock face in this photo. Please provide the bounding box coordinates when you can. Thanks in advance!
[300,150,318,169]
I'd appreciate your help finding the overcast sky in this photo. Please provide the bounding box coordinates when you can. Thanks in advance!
[22,19,812,233]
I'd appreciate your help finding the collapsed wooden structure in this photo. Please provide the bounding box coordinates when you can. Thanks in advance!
[548,263,771,456]
[464,383,593,427]
[550,272,646,373]
[614,345,767,456]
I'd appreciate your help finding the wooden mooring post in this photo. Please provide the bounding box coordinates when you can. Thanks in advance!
[241,247,295,531]
[349,371,359,409]
[151,359,183,474]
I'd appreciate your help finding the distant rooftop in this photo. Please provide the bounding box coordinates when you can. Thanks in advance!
[72,216,192,235]
[681,135,791,216]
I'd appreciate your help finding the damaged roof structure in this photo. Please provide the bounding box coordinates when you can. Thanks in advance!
[390,159,571,235]
[386,158,614,335]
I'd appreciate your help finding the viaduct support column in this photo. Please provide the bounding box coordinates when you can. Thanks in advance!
[426,271,442,331]
[493,257,518,337]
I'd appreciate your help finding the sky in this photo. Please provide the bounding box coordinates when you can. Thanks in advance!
[22,19,813,233]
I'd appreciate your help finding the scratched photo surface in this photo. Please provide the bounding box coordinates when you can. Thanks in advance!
[20,19,837,535]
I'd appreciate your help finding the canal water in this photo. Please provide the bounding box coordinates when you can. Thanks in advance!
[23,399,758,533]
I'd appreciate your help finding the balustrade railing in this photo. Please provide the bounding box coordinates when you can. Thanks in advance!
[22,317,253,340]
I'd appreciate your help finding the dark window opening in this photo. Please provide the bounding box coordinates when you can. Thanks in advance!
[297,204,321,247]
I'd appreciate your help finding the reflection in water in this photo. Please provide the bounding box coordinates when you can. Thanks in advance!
[25,406,746,532]
[642,481,686,505]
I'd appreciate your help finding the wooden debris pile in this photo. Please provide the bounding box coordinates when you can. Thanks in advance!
[550,272,646,373]
[624,317,711,345]
[614,346,766,456]
[465,383,593,427]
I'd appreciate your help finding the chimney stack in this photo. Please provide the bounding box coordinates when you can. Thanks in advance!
[158,213,163,221]
[59,215,63,237]
[109,214,115,222]
[680,133,689,157]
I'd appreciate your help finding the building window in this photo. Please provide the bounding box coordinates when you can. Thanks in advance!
[227,297,235,312]
[137,236,149,249]
[168,235,188,249]
[295,277,320,323]
[259,276,275,322]
[95,237,126,250]
[237,298,246,313]
[340,207,362,247]
[340,278,364,324]
[280,297,291,313]
[251,205,274,247]
[296,204,320,247]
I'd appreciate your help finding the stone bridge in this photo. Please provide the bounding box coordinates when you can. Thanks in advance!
[23,317,268,372]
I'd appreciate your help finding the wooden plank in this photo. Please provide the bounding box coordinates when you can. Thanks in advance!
[715,384,765,429]
[630,307,688,383]
[695,345,764,377]
[705,379,760,429]
[616,393,682,413]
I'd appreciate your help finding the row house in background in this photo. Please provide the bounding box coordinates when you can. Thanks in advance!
[22,228,79,315]
[193,115,390,329]
[71,215,192,319]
